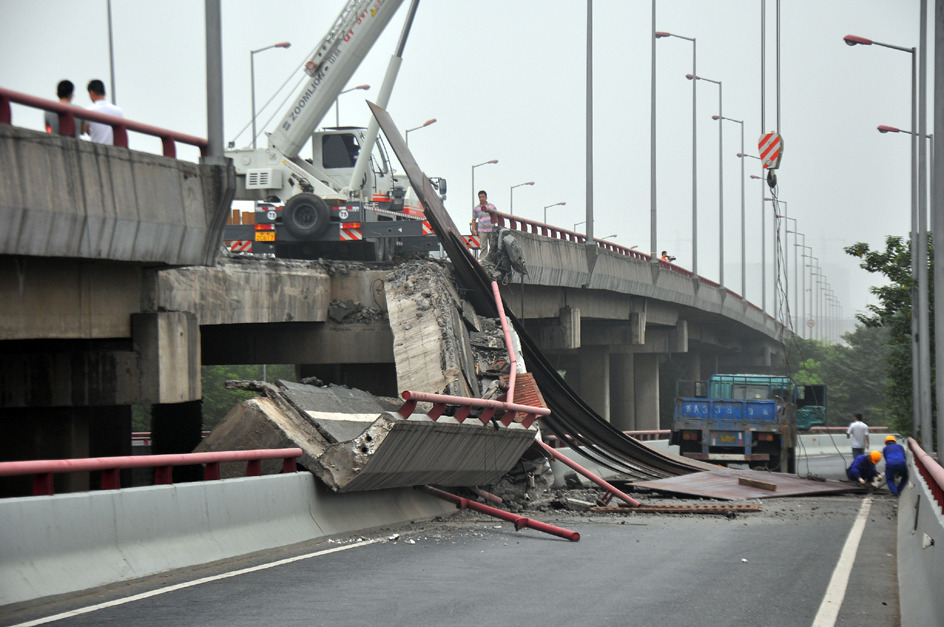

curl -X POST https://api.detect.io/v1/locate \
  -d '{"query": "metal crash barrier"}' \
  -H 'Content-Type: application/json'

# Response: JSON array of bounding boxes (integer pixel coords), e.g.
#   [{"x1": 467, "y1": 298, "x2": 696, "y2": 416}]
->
[{"x1": 0, "y1": 448, "x2": 302, "y2": 496}]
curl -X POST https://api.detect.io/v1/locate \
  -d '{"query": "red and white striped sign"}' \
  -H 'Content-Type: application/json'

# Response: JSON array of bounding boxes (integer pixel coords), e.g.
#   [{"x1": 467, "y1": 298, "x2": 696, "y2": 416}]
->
[
  {"x1": 758, "y1": 132, "x2": 784, "y2": 169},
  {"x1": 340, "y1": 227, "x2": 363, "y2": 241},
  {"x1": 422, "y1": 221, "x2": 433, "y2": 235},
  {"x1": 228, "y1": 240, "x2": 252, "y2": 253},
  {"x1": 463, "y1": 235, "x2": 480, "y2": 249}
]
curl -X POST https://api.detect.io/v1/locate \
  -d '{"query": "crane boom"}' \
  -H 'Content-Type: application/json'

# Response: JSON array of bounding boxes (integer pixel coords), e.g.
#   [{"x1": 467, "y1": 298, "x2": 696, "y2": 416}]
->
[{"x1": 269, "y1": 0, "x2": 404, "y2": 158}]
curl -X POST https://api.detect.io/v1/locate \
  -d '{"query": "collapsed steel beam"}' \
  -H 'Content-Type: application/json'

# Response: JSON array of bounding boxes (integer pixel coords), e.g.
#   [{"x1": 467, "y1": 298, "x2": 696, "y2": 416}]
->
[{"x1": 420, "y1": 485, "x2": 580, "y2": 542}]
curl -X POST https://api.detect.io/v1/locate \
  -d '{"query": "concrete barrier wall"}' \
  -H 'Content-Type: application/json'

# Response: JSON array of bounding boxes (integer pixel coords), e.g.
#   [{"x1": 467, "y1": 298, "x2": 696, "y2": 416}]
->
[
  {"x1": 897, "y1": 448, "x2": 944, "y2": 627},
  {"x1": 0, "y1": 473, "x2": 453, "y2": 607}
]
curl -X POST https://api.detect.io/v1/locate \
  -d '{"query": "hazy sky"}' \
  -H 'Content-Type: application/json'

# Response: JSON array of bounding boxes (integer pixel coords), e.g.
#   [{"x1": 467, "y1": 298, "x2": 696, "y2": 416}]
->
[{"x1": 0, "y1": 0, "x2": 929, "y2": 331}]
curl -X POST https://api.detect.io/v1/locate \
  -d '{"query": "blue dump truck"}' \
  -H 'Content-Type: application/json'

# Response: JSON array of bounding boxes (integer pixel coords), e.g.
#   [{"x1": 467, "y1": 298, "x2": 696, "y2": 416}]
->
[{"x1": 670, "y1": 374, "x2": 827, "y2": 473}]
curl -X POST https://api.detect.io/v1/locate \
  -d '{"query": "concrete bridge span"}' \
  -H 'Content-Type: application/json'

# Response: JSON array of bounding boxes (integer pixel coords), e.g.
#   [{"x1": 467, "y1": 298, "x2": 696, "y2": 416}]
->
[{"x1": 0, "y1": 116, "x2": 785, "y2": 493}]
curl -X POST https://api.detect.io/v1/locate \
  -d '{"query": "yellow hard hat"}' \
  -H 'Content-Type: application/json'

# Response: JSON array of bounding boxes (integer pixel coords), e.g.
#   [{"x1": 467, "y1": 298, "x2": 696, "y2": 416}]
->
[
  {"x1": 870, "y1": 450, "x2": 882, "y2": 464},
  {"x1": 885, "y1": 435, "x2": 896, "y2": 443}
]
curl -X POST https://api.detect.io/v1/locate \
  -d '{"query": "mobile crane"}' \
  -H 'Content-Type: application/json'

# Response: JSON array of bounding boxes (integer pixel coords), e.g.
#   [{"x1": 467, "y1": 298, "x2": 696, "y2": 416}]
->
[{"x1": 223, "y1": 0, "x2": 443, "y2": 261}]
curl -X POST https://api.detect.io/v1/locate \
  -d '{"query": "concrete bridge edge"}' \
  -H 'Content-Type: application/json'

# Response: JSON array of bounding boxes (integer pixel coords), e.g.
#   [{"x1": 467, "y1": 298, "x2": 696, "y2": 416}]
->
[{"x1": 0, "y1": 473, "x2": 453, "y2": 607}]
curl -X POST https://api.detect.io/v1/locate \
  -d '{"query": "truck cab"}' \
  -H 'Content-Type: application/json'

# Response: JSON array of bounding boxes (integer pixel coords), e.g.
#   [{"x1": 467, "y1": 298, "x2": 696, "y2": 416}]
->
[{"x1": 670, "y1": 374, "x2": 827, "y2": 473}]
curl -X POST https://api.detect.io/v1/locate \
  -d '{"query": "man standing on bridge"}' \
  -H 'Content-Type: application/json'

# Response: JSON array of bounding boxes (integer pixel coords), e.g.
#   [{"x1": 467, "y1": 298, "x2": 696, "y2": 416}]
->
[
  {"x1": 882, "y1": 435, "x2": 908, "y2": 496},
  {"x1": 472, "y1": 190, "x2": 496, "y2": 257},
  {"x1": 846, "y1": 413, "x2": 869, "y2": 459},
  {"x1": 83, "y1": 79, "x2": 123, "y2": 145}
]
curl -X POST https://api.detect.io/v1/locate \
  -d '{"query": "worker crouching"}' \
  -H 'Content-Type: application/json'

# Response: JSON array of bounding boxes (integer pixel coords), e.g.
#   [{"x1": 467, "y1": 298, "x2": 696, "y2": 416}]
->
[{"x1": 846, "y1": 450, "x2": 883, "y2": 488}]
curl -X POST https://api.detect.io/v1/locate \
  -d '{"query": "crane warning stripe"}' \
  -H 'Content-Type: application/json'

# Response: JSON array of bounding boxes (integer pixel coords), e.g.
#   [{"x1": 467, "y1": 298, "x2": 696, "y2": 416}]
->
[
  {"x1": 228, "y1": 241, "x2": 252, "y2": 253},
  {"x1": 422, "y1": 221, "x2": 433, "y2": 235},
  {"x1": 759, "y1": 132, "x2": 782, "y2": 168},
  {"x1": 340, "y1": 228, "x2": 363, "y2": 241},
  {"x1": 464, "y1": 235, "x2": 480, "y2": 249}
]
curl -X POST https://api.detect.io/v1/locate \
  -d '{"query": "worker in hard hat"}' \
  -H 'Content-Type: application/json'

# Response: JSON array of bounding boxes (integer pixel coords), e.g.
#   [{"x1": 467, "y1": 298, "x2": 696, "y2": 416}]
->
[
  {"x1": 882, "y1": 435, "x2": 908, "y2": 496},
  {"x1": 846, "y1": 450, "x2": 883, "y2": 487}
]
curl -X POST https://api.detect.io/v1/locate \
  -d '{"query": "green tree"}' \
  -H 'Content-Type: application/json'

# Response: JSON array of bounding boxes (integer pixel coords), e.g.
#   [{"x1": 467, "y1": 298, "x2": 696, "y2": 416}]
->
[
  {"x1": 201, "y1": 364, "x2": 296, "y2": 430},
  {"x1": 844, "y1": 235, "x2": 933, "y2": 436},
  {"x1": 783, "y1": 326, "x2": 892, "y2": 428}
]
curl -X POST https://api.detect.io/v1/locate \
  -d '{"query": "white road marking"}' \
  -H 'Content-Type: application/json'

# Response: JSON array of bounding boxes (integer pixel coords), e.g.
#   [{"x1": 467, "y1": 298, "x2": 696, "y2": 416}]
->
[
  {"x1": 12, "y1": 538, "x2": 382, "y2": 626},
  {"x1": 812, "y1": 496, "x2": 874, "y2": 626}
]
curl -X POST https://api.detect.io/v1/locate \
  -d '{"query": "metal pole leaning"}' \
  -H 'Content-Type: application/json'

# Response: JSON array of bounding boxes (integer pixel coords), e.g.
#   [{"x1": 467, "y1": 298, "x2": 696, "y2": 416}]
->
[
  {"x1": 535, "y1": 439, "x2": 640, "y2": 507},
  {"x1": 419, "y1": 485, "x2": 580, "y2": 542}
]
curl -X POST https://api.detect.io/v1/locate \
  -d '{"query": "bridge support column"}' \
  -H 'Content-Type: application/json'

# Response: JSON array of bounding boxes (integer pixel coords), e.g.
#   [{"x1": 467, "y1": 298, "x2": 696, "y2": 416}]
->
[
  {"x1": 610, "y1": 353, "x2": 635, "y2": 431},
  {"x1": 579, "y1": 346, "x2": 610, "y2": 421},
  {"x1": 151, "y1": 400, "x2": 204, "y2": 482},
  {"x1": 633, "y1": 354, "x2": 660, "y2": 430},
  {"x1": 680, "y1": 351, "x2": 703, "y2": 383}
]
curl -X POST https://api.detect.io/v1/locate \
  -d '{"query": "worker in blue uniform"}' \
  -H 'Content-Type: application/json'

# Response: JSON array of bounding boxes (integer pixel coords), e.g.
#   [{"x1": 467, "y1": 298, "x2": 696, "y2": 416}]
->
[
  {"x1": 882, "y1": 435, "x2": 908, "y2": 496},
  {"x1": 846, "y1": 450, "x2": 882, "y2": 486}
]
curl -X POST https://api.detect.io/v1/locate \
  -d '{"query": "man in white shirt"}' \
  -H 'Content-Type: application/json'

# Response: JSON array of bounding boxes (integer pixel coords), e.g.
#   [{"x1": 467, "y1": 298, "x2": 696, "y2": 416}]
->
[
  {"x1": 83, "y1": 79, "x2": 123, "y2": 145},
  {"x1": 846, "y1": 413, "x2": 870, "y2": 459}
]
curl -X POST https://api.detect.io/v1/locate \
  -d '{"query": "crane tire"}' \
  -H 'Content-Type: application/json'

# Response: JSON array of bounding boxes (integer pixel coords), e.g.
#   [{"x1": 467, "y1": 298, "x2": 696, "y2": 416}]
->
[{"x1": 283, "y1": 193, "x2": 330, "y2": 240}]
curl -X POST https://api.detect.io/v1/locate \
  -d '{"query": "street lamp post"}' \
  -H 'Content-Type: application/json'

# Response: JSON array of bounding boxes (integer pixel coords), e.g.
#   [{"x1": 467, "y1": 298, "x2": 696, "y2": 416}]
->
[
  {"x1": 574, "y1": 221, "x2": 586, "y2": 233},
  {"x1": 250, "y1": 41, "x2": 292, "y2": 149},
  {"x1": 510, "y1": 181, "x2": 535, "y2": 216},
  {"x1": 405, "y1": 118, "x2": 436, "y2": 146},
  {"x1": 471, "y1": 159, "x2": 499, "y2": 211},
  {"x1": 689, "y1": 74, "x2": 723, "y2": 288},
  {"x1": 334, "y1": 84, "x2": 370, "y2": 127},
  {"x1": 656, "y1": 31, "x2": 697, "y2": 276},
  {"x1": 544, "y1": 201, "x2": 566, "y2": 225},
  {"x1": 746, "y1": 164, "x2": 767, "y2": 313},
  {"x1": 787, "y1": 218, "x2": 806, "y2": 331},
  {"x1": 845, "y1": 32, "x2": 929, "y2": 442},
  {"x1": 717, "y1": 115, "x2": 745, "y2": 297},
  {"x1": 795, "y1": 238, "x2": 809, "y2": 338},
  {"x1": 766, "y1": 197, "x2": 787, "y2": 326}
]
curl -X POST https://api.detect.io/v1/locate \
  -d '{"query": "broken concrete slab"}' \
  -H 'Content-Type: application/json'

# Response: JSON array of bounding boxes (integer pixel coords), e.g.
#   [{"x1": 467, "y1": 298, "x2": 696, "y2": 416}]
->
[{"x1": 197, "y1": 380, "x2": 539, "y2": 493}]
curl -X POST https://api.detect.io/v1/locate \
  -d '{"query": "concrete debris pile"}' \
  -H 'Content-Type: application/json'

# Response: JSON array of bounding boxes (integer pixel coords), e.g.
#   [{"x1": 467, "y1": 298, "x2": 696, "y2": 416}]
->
[
  {"x1": 197, "y1": 259, "x2": 547, "y2": 493},
  {"x1": 196, "y1": 379, "x2": 538, "y2": 492},
  {"x1": 384, "y1": 259, "x2": 523, "y2": 406}
]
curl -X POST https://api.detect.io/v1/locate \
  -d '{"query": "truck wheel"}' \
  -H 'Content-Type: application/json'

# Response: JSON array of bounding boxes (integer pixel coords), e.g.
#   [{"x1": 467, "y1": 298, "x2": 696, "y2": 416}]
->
[{"x1": 283, "y1": 193, "x2": 330, "y2": 240}]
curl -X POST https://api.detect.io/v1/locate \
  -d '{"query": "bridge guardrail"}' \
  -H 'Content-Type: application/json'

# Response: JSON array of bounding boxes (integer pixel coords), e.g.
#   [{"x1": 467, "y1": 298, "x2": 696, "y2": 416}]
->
[
  {"x1": 0, "y1": 448, "x2": 302, "y2": 496},
  {"x1": 909, "y1": 437, "x2": 944, "y2": 515},
  {"x1": 0, "y1": 86, "x2": 208, "y2": 158},
  {"x1": 483, "y1": 209, "x2": 783, "y2": 303}
]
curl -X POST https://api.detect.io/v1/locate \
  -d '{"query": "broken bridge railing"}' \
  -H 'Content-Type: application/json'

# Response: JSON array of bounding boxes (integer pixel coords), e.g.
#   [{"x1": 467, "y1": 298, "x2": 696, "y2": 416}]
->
[
  {"x1": 398, "y1": 390, "x2": 549, "y2": 428},
  {"x1": 0, "y1": 448, "x2": 303, "y2": 496}
]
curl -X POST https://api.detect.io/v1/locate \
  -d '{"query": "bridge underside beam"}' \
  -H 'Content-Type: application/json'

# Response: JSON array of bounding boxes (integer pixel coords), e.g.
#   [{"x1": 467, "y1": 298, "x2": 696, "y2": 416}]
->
[{"x1": 200, "y1": 321, "x2": 394, "y2": 366}]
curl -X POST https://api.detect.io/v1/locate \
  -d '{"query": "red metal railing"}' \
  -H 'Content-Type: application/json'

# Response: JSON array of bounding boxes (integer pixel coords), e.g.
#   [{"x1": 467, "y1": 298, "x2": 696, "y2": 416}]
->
[
  {"x1": 535, "y1": 439, "x2": 640, "y2": 507},
  {"x1": 908, "y1": 437, "x2": 944, "y2": 515},
  {"x1": 398, "y1": 390, "x2": 549, "y2": 428},
  {"x1": 0, "y1": 448, "x2": 302, "y2": 496},
  {"x1": 0, "y1": 86, "x2": 208, "y2": 158},
  {"x1": 484, "y1": 208, "x2": 787, "y2": 321},
  {"x1": 420, "y1": 485, "x2": 580, "y2": 542}
]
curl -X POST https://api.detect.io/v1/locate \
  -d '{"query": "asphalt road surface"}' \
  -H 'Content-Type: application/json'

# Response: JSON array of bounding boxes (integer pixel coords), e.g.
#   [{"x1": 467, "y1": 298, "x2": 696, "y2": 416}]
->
[{"x1": 4, "y1": 459, "x2": 901, "y2": 627}]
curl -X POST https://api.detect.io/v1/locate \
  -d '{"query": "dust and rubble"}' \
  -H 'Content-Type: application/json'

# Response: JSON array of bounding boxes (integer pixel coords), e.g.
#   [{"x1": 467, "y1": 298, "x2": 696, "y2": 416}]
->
[{"x1": 198, "y1": 258, "x2": 544, "y2": 494}]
